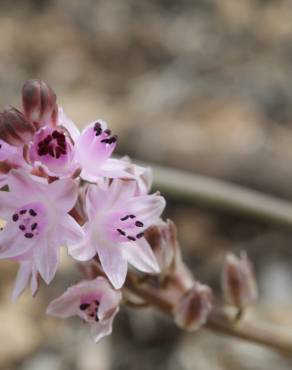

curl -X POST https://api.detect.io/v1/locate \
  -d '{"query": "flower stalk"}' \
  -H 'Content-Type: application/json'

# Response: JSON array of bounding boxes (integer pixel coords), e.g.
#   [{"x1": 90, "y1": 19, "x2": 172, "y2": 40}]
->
[
  {"x1": 149, "y1": 162, "x2": 292, "y2": 229},
  {"x1": 124, "y1": 275, "x2": 292, "y2": 356}
]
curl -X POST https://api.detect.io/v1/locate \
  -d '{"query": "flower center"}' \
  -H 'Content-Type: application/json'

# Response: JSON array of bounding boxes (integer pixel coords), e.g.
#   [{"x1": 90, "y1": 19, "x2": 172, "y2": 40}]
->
[
  {"x1": 115, "y1": 213, "x2": 144, "y2": 242},
  {"x1": 37, "y1": 130, "x2": 67, "y2": 159},
  {"x1": 93, "y1": 122, "x2": 117, "y2": 145},
  {"x1": 79, "y1": 299, "x2": 100, "y2": 322},
  {"x1": 12, "y1": 202, "x2": 46, "y2": 239}
]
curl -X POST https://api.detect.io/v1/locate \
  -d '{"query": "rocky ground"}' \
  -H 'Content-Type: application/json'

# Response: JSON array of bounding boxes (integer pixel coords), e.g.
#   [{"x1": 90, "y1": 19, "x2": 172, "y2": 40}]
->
[{"x1": 1, "y1": 0, "x2": 292, "y2": 369}]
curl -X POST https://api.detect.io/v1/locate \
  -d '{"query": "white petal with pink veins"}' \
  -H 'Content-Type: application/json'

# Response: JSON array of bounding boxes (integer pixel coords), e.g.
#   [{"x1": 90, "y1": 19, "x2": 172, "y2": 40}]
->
[
  {"x1": 123, "y1": 238, "x2": 160, "y2": 274},
  {"x1": 96, "y1": 239, "x2": 128, "y2": 289},
  {"x1": 11, "y1": 261, "x2": 32, "y2": 301},
  {"x1": 48, "y1": 178, "x2": 78, "y2": 212},
  {"x1": 58, "y1": 214, "x2": 85, "y2": 245},
  {"x1": 34, "y1": 235, "x2": 59, "y2": 284}
]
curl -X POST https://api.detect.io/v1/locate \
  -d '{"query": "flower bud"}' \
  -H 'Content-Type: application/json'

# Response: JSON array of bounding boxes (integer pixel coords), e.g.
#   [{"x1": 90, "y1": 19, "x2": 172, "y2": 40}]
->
[
  {"x1": 0, "y1": 106, "x2": 35, "y2": 146},
  {"x1": 221, "y1": 251, "x2": 258, "y2": 309},
  {"x1": 22, "y1": 79, "x2": 58, "y2": 129},
  {"x1": 145, "y1": 219, "x2": 194, "y2": 297},
  {"x1": 174, "y1": 282, "x2": 213, "y2": 331},
  {"x1": 144, "y1": 220, "x2": 177, "y2": 273}
]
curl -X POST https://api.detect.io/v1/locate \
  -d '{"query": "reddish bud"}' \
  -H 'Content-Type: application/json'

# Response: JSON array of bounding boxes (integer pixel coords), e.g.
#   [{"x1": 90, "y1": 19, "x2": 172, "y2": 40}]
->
[
  {"x1": 145, "y1": 220, "x2": 177, "y2": 273},
  {"x1": 0, "y1": 106, "x2": 35, "y2": 146},
  {"x1": 22, "y1": 79, "x2": 58, "y2": 129},
  {"x1": 221, "y1": 251, "x2": 258, "y2": 309},
  {"x1": 174, "y1": 282, "x2": 213, "y2": 331},
  {"x1": 145, "y1": 219, "x2": 194, "y2": 297}
]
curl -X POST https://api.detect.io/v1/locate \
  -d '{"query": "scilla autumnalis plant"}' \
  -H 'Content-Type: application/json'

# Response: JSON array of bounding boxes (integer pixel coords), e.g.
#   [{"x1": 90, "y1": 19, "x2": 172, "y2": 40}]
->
[{"x1": 0, "y1": 80, "x2": 291, "y2": 354}]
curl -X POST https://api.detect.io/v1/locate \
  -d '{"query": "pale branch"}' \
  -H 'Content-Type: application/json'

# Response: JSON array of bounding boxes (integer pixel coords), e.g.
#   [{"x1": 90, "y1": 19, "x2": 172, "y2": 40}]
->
[
  {"x1": 207, "y1": 310, "x2": 292, "y2": 355},
  {"x1": 141, "y1": 162, "x2": 292, "y2": 229},
  {"x1": 125, "y1": 278, "x2": 292, "y2": 356}
]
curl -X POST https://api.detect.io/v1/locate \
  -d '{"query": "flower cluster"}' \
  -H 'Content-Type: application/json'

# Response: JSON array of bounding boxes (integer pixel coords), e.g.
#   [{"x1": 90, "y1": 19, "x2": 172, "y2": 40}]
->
[
  {"x1": 0, "y1": 80, "x2": 166, "y2": 341},
  {"x1": 1, "y1": 80, "x2": 257, "y2": 344}
]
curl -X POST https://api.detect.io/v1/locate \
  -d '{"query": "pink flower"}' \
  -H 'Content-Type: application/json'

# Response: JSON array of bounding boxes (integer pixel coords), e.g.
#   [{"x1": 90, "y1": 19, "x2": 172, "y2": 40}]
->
[
  {"x1": 46, "y1": 277, "x2": 121, "y2": 343},
  {"x1": 0, "y1": 170, "x2": 84, "y2": 284},
  {"x1": 69, "y1": 179, "x2": 165, "y2": 288},
  {"x1": 75, "y1": 120, "x2": 130, "y2": 183},
  {"x1": 28, "y1": 126, "x2": 79, "y2": 177}
]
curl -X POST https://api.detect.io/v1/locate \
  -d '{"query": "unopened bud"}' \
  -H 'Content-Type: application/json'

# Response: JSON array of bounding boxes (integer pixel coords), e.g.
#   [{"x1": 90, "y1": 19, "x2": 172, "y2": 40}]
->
[
  {"x1": 146, "y1": 219, "x2": 194, "y2": 297},
  {"x1": 221, "y1": 251, "x2": 258, "y2": 309},
  {"x1": 22, "y1": 79, "x2": 58, "y2": 129},
  {"x1": 174, "y1": 282, "x2": 213, "y2": 331},
  {"x1": 0, "y1": 107, "x2": 35, "y2": 146},
  {"x1": 145, "y1": 220, "x2": 177, "y2": 273}
]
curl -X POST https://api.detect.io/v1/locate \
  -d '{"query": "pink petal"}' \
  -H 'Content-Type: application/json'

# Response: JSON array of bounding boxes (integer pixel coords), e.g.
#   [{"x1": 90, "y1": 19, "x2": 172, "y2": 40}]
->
[
  {"x1": 68, "y1": 225, "x2": 96, "y2": 261},
  {"x1": 0, "y1": 191, "x2": 20, "y2": 218},
  {"x1": 122, "y1": 193, "x2": 166, "y2": 228},
  {"x1": 99, "y1": 158, "x2": 135, "y2": 180},
  {"x1": 0, "y1": 226, "x2": 34, "y2": 259},
  {"x1": 90, "y1": 318, "x2": 114, "y2": 343},
  {"x1": 123, "y1": 237, "x2": 160, "y2": 274},
  {"x1": 8, "y1": 169, "x2": 46, "y2": 198},
  {"x1": 46, "y1": 286, "x2": 81, "y2": 318},
  {"x1": 59, "y1": 214, "x2": 85, "y2": 245},
  {"x1": 58, "y1": 107, "x2": 80, "y2": 143},
  {"x1": 85, "y1": 185, "x2": 108, "y2": 221},
  {"x1": 106, "y1": 179, "x2": 136, "y2": 210},
  {"x1": 48, "y1": 178, "x2": 78, "y2": 212},
  {"x1": 34, "y1": 236, "x2": 59, "y2": 284},
  {"x1": 30, "y1": 264, "x2": 38, "y2": 296},
  {"x1": 98, "y1": 291, "x2": 121, "y2": 320},
  {"x1": 11, "y1": 261, "x2": 32, "y2": 301},
  {"x1": 96, "y1": 240, "x2": 128, "y2": 289}
]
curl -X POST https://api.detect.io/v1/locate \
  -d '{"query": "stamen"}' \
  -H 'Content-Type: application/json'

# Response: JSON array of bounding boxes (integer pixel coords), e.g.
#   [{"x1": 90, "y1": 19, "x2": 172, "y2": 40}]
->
[
  {"x1": 80, "y1": 303, "x2": 90, "y2": 311},
  {"x1": 24, "y1": 232, "x2": 34, "y2": 238},
  {"x1": 31, "y1": 223, "x2": 38, "y2": 231},
  {"x1": 127, "y1": 236, "x2": 136, "y2": 241},
  {"x1": 29, "y1": 209, "x2": 37, "y2": 217},
  {"x1": 20, "y1": 209, "x2": 27, "y2": 215},
  {"x1": 12, "y1": 214, "x2": 19, "y2": 222},
  {"x1": 120, "y1": 214, "x2": 136, "y2": 221},
  {"x1": 135, "y1": 221, "x2": 144, "y2": 227},
  {"x1": 136, "y1": 232, "x2": 144, "y2": 239},
  {"x1": 117, "y1": 228, "x2": 126, "y2": 236},
  {"x1": 104, "y1": 129, "x2": 111, "y2": 136},
  {"x1": 19, "y1": 225, "x2": 26, "y2": 231}
]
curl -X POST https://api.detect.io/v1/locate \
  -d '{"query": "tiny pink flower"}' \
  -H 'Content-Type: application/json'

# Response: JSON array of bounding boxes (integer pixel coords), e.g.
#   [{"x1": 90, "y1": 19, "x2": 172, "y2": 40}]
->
[
  {"x1": 28, "y1": 126, "x2": 79, "y2": 177},
  {"x1": 69, "y1": 179, "x2": 165, "y2": 289},
  {"x1": 76, "y1": 120, "x2": 130, "y2": 183},
  {"x1": 0, "y1": 169, "x2": 84, "y2": 284},
  {"x1": 46, "y1": 277, "x2": 121, "y2": 343}
]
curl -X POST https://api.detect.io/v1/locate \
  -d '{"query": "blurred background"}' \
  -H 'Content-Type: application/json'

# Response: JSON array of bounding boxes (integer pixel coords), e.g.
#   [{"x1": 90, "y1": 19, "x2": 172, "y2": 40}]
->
[{"x1": 1, "y1": 0, "x2": 292, "y2": 369}]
